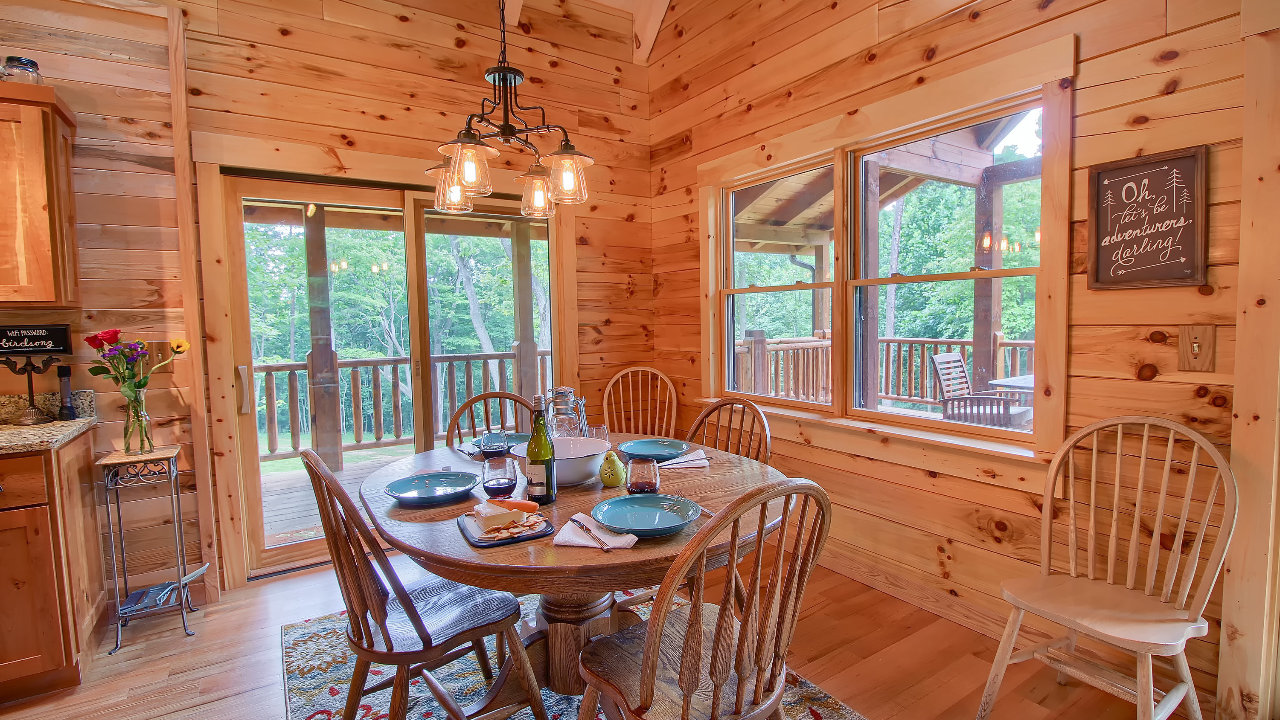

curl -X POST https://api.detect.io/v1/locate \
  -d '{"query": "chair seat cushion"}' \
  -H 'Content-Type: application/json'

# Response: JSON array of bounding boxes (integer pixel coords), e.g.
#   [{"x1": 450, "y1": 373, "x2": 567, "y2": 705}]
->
[
  {"x1": 371, "y1": 575, "x2": 520, "y2": 654},
  {"x1": 580, "y1": 603, "x2": 784, "y2": 720},
  {"x1": 1001, "y1": 574, "x2": 1208, "y2": 653}
]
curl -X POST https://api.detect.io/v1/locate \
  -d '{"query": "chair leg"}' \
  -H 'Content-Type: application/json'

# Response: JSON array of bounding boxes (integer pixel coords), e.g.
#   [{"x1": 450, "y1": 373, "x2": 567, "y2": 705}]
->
[
  {"x1": 1172, "y1": 651, "x2": 1203, "y2": 720},
  {"x1": 504, "y1": 625, "x2": 548, "y2": 720},
  {"x1": 1057, "y1": 630, "x2": 1077, "y2": 685},
  {"x1": 344, "y1": 658, "x2": 371, "y2": 720},
  {"x1": 389, "y1": 664, "x2": 412, "y2": 720},
  {"x1": 975, "y1": 607, "x2": 1024, "y2": 720},
  {"x1": 496, "y1": 631, "x2": 507, "y2": 667},
  {"x1": 1136, "y1": 653, "x2": 1155, "y2": 720},
  {"x1": 472, "y1": 638, "x2": 494, "y2": 681},
  {"x1": 578, "y1": 684, "x2": 600, "y2": 720}
]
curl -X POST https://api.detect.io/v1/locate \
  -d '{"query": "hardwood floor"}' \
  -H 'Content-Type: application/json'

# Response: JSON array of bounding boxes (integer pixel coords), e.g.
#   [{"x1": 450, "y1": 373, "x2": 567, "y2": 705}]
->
[{"x1": 0, "y1": 559, "x2": 1130, "y2": 720}]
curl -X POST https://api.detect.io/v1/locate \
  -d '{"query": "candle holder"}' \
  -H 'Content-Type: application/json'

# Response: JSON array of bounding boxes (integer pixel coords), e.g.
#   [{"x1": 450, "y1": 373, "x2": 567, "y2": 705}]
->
[{"x1": 0, "y1": 355, "x2": 60, "y2": 425}]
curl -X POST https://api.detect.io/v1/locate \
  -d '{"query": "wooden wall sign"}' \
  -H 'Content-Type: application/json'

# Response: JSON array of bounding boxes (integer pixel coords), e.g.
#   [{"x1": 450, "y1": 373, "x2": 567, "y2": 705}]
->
[
  {"x1": 0, "y1": 324, "x2": 72, "y2": 355},
  {"x1": 1086, "y1": 146, "x2": 1207, "y2": 289}
]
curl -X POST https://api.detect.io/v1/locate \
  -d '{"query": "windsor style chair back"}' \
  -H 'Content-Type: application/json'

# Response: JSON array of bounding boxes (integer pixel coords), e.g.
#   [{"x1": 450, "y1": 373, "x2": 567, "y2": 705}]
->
[
  {"x1": 603, "y1": 366, "x2": 678, "y2": 437},
  {"x1": 445, "y1": 391, "x2": 534, "y2": 447},
  {"x1": 578, "y1": 478, "x2": 831, "y2": 720},
  {"x1": 975, "y1": 416, "x2": 1238, "y2": 720},
  {"x1": 302, "y1": 450, "x2": 547, "y2": 720},
  {"x1": 685, "y1": 398, "x2": 772, "y2": 464}
]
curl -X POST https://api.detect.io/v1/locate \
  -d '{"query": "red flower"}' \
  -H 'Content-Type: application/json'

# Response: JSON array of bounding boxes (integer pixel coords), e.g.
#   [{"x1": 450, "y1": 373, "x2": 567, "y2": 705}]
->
[
  {"x1": 84, "y1": 334, "x2": 105, "y2": 349},
  {"x1": 97, "y1": 328, "x2": 122, "y2": 344}
]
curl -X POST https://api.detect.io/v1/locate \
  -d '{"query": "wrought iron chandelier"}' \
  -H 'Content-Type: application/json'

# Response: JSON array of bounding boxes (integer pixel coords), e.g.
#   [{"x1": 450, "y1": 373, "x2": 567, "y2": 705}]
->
[{"x1": 432, "y1": 0, "x2": 594, "y2": 218}]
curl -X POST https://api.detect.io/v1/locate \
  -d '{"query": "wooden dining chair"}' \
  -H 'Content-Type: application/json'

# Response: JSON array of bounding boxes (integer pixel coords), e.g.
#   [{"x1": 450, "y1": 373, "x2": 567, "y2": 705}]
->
[
  {"x1": 301, "y1": 450, "x2": 547, "y2": 720},
  {"x1": 578, "y1": 478, "x2": 831, "y2": 720},
  {"x1": 685, "y1": 398, "x2": 771, "y2": 464},
  {"x1": 445, "y1": 391, "x2": 534, "y2": 447},
  {"x1": 930, "y1": 352, "x2": 1031, "y2": 429},
  {"x1": 602, "y1": 366, "x2": 678, "y2": 437},
  {"x1": 975, "y1": 417, "x2": 1238, "y2": 720}
]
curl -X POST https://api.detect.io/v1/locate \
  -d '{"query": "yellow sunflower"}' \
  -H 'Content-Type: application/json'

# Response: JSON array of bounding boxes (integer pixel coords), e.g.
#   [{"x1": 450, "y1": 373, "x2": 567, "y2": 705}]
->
[{"x1": 170, "y1": 338, "x2": 191, "y2": 354}]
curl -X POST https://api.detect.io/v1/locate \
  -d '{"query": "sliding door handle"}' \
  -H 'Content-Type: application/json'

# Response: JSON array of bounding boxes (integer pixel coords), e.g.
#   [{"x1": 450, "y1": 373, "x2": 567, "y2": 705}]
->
[{"x1": 236, "y1": 366, "x2": 253, "y2": 415}]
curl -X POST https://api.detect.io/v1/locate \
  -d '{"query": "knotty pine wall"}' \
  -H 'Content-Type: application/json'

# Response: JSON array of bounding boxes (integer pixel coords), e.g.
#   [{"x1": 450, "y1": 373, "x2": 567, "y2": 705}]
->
[
  {"x1": 173, "y1": 0, "x2": 656, "y2": 407},
  {"x1": 647, "y1": 0, "x2": 1244, "y2": 708},
  {"x1": 0, "y1": 1, "x2": 211, "y2": 598}
]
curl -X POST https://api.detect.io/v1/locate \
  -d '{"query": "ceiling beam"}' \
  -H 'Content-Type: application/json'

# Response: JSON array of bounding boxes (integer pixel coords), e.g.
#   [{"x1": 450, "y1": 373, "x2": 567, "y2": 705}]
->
[
  {"x1": 633, "y1": 0, "x2": 672, "y2": 64},
  {"x1": 761, "y1": 166, "x2": 835, "y2": 225},
  {"x1": 733, "y1": 222, "x2": 831, "y2": 245},
  {"x1": 731, "y1": 179, "x2": 779, "y2": 218},
  {"x1": 504, "y1": 0, "x2": 525, "y2": 26}
]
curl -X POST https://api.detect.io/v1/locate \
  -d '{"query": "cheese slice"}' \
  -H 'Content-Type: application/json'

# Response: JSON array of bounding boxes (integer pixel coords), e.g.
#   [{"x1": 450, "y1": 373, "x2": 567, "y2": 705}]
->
[{"x1": 473, "y1": 501, "x2": 526, "y2": 531}]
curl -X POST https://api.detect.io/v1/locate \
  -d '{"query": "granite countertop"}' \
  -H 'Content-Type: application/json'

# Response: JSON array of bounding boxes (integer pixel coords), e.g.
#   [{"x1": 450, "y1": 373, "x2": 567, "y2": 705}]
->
[
  {"x1": 0, "y1": 417, "x2": 97, "y2": 454},
  {"x1": 0, "y1": 390, "x2": 97, "y2": 455}
]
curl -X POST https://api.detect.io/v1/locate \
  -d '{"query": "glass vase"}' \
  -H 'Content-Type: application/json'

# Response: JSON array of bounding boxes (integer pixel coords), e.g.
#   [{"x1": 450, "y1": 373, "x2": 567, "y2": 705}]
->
[{"x1": 123, "y1": 387, "x2": 154, "y2": 455}]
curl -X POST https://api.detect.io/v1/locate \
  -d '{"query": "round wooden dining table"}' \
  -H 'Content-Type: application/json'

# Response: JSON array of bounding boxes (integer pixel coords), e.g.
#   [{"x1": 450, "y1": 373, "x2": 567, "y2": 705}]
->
[{"x1": 360, "y1": 433, "x2": 787, "y2": 695}]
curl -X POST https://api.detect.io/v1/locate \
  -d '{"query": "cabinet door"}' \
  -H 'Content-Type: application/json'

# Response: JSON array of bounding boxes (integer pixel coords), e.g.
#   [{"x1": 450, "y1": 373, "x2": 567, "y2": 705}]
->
[
  {"x1": 0, "y1": 506, "x2": 65, "y2": 682},
  {"x1": 0, "y1": 103, "x2": 56, "y2": 303}
]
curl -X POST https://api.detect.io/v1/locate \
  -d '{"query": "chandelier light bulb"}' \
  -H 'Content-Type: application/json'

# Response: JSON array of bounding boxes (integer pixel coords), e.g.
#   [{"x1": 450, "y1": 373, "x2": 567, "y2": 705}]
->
[
  {"x1": 429, "y1": 160, "x2": 473, "y2": 214},
  {"x1": 546, "y1": 140, "x2": 593, "y2": 204},
  {"x1": 517, "y1": 163, "x2": 555, "y2": 218}
]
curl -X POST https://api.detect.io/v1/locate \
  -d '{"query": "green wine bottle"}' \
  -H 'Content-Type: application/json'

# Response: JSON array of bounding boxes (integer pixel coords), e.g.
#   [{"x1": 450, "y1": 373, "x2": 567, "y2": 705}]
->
[{"x1": 525, "y1": 394, "x2": 557, "y2": 505}]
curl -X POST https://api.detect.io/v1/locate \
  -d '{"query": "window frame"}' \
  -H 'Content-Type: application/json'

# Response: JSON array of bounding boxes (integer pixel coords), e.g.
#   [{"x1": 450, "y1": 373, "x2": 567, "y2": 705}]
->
[
  {"x1": 702, "y1": 76, "x2": 1071, "y2": 455},
  {"x1": 719, "y1": 156, "x2": 847, "y2": 414}
]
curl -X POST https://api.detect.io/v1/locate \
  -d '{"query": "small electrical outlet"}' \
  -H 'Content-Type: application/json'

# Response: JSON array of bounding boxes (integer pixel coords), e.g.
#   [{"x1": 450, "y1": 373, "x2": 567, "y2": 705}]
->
[
  {"x1": 1177, "y1": 325, "x2": 1216, "y2": 372},
  {"x1": 144, "y1": 341, "x2": 175, "y2": 375}
]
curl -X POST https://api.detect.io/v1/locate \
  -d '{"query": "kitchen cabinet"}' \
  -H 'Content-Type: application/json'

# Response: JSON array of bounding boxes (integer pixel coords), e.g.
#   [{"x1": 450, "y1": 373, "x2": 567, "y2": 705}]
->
[
  {"x1": 0, "y1": 84, "x2": 78, "y2": 306},
  {"x1": 0, "y1": 429, "x2": 103, "y2": 701}
]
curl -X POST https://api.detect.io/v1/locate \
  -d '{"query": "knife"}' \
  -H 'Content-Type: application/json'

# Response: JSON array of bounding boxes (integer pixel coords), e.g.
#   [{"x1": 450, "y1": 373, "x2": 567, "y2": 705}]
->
[{"x1": 569, "y1": 517, "x2": 611, "y2": 553}]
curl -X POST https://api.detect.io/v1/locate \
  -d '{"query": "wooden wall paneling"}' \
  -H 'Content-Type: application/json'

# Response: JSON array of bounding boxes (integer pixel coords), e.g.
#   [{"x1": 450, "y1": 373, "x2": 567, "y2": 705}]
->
[
  {"x1": 1218, "y1": 20, "x2": 1280, "y2": 720},
  {"x1": 0, "y1": 0, "x2": 210, "y2": 605},
  {"x1": 651, "y1": 0, "x2": 1248, "y2": 705}
]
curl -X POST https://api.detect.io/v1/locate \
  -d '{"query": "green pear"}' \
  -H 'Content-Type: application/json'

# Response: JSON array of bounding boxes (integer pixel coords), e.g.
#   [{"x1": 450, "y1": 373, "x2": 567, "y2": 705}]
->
[{"x1": 600, "y1": 450, "x2": 626, "y2": 488}]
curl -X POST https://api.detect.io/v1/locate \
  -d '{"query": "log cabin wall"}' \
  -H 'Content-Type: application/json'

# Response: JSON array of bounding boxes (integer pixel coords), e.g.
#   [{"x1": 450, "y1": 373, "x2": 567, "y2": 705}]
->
[
  {"x1": 0, "y1": 2, "x2": 215, "y2": 601},
  {"x1": 172, "y1": 0, "x2": 656, "y2": 408},
  {"x1": 647, "y1": 0, "x2": 1246, "y2": 710}
]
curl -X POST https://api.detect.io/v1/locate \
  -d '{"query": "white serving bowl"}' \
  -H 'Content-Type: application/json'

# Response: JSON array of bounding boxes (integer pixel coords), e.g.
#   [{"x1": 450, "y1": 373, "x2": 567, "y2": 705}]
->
[{"x1": 509, "y1": 437, "x2": 611, "y2": 487}]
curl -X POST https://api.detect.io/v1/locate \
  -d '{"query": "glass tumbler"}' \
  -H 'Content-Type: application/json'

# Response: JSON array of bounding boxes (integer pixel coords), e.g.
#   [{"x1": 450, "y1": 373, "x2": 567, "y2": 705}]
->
[{"x1": 626, "y1": 458, "x2": 660, "y2": 494}]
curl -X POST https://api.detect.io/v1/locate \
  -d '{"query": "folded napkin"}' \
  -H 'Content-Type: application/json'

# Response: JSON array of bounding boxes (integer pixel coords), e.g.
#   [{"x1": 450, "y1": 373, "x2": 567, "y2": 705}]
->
[
  {"x1": 659, "y1": 449, "x2": 709, "y2": 469},
  {"x1": 552, "y1": 512, "x2": 638, "y2": 549}
]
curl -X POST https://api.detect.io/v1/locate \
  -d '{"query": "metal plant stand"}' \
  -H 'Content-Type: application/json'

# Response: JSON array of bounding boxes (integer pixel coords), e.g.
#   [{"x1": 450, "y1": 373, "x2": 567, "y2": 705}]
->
[{"x1": 98, "y1": 446, "x2": 209, "y2": 654}]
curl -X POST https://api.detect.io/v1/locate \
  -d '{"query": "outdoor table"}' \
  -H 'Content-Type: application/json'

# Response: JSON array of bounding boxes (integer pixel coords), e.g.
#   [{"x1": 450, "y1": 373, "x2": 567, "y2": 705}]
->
[{"x1": 360, "y1": 433, "x2": 787, "y2": 695}]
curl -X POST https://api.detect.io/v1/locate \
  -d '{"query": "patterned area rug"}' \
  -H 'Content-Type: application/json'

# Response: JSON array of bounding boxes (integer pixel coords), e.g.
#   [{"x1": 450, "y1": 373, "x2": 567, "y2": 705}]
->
[{"x1": 282, "y1": 595, "x2": 867, "y2": 720}]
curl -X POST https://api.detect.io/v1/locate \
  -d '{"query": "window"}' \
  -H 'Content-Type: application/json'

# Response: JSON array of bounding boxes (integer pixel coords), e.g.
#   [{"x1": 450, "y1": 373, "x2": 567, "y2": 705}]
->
[
  {"x1": 716, "y1": 103, "x2": 1053, "y2": 441},
  {"x1": 854, "y1": 109, "x2": 1043, "y2": 433},
  {"x1": 725, "y1": 164, "x2": 836, "y2": 406}
]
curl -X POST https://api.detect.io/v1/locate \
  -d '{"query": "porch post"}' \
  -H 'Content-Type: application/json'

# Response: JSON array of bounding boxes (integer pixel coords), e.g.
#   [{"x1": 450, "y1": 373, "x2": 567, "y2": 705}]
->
[
  {"x1": 511, "y1": 221, "x2": 539, "y2": 399},
  {"x1": 860, "y1": 160, "x2": 882, "y2": 410},
  {"x1": 304, "y1": 204, "x2": 343, "y2": 470},
  {"x1": 747, "y1": 329, "x2": 767, "y2": 395},
  {"x1": 973, "y1": 168, "x2": 1002, "y2": 390}
]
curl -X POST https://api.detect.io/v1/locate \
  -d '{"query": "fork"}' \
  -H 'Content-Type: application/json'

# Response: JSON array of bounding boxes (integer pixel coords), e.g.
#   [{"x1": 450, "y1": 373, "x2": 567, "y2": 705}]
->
[{"x1": 569, "y1": 517, "x2": 612, "y2": 553}]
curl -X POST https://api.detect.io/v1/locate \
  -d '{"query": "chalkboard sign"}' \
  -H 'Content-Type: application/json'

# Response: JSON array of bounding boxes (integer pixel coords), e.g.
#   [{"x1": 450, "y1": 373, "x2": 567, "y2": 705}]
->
[
  {"x1": 1087, "y1": 146, "x2": 1207, "y2": 289},
  {"x1": 0, "y1": 324, "x2": 72, "y2": 356}
]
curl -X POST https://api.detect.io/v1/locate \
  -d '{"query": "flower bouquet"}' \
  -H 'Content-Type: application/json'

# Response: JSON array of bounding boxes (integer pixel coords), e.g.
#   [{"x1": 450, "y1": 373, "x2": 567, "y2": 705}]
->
[{"x1": 85, "y1": 329, "x2": 190, "y2": 455}]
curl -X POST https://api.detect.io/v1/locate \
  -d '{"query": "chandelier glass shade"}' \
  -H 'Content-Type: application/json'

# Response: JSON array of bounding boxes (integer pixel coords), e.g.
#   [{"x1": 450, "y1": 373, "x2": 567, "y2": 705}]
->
[
  {"x1": 430, "y1": 161, "x2": 473, "y2": 214},
  {"x1": 431, "y1": 0, "x2": 593, "y2": 218}
]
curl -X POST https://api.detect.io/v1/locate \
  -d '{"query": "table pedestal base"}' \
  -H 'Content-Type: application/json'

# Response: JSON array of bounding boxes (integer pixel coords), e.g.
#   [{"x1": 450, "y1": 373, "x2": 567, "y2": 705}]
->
[{"x1": 534, "y1": 592, "x2": 614, "y2": 695}]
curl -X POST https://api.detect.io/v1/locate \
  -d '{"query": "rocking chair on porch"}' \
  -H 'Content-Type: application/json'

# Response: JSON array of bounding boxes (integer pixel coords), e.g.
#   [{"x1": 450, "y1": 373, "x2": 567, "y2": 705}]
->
[{"x1": 930, "y1": 352, "x2": 1031, "y2": 429}]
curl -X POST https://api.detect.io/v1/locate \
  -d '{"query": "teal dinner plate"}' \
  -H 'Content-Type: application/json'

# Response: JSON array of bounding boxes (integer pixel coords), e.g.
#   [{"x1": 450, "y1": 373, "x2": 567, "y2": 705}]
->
[
  {"x1": 591, "y1": 494, "x2": 703, "y2": 538},
  {"x1": 385, "y1": 471, "x2": 478, "y2": 507},
  {"x1": 617, "y1": 438, "x2": 692, "y2": 462}
]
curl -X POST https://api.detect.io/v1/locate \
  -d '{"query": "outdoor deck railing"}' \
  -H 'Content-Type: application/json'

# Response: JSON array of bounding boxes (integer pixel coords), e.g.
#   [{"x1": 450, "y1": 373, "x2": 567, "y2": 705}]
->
[
  {"x1": 733, "y1": 332, "x2": 1034, "y2": 408},
  {"x1": 254, "y1": 349, "x2": 553, "y2": 462}
]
